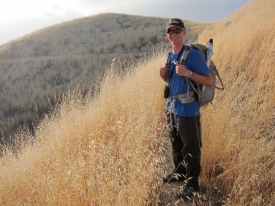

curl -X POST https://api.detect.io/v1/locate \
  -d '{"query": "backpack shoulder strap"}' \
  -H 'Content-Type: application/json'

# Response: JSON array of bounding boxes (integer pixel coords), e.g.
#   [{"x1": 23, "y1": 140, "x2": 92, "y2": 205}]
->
[
  {"x1": 179, "y1": 45, "x2": 199, "y2": 94},
  {"x1": 179, "y1": 45, "x2": 192, "y2": 65},
  {"x1": 165, "y1": 50, "x2": 172, "y2": 68}
]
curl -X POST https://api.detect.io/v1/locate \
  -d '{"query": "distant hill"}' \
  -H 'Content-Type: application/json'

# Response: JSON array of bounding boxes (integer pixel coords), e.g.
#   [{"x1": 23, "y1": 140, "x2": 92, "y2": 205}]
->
[{"x1": 0, "y1": 13, "x2": 209, "y2": 143}]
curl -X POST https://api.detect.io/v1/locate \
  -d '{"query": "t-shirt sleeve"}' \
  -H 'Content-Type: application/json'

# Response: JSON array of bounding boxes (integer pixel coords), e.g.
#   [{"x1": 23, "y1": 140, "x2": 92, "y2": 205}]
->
[{"x1": 188, "y1": 50, "x2": 210, "y2": 75}]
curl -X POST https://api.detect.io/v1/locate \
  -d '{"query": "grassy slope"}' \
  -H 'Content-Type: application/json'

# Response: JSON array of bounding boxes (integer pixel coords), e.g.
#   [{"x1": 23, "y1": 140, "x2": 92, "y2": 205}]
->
[
  {"x1": 198, "y1": 0, "x2": 275, "y2": 204},
  {"x1": 1, "y1": 0, "x2": 275, "y2": 205},
  {"x1": 0, "y1": 13, "x2": 207, "y2": 142}
]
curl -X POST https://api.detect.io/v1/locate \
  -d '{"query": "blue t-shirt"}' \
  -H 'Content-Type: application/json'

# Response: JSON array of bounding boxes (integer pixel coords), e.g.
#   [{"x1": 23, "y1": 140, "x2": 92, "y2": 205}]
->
[{"x1": 165, "y1": 45, "x2": 210, "y2": 117}]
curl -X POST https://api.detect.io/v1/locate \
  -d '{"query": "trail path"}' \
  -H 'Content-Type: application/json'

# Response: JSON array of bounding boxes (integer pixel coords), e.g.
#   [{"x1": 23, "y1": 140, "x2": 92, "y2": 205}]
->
[
  {"x1": 157, "y1": 140, "x2": 225, "y2": 205},
  {"x1": 158, "y1": 181, "x2": 225, "y2": 206}
]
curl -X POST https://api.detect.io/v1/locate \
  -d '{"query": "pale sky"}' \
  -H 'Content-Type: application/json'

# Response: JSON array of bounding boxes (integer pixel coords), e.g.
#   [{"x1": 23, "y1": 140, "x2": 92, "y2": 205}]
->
[{"x1": 0, "y1": 0, "x2": 251, "y2": 45}]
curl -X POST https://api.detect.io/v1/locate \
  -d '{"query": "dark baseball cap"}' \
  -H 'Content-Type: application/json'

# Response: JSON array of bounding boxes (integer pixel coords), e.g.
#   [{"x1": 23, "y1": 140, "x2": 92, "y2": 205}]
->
[{"x1": 166, "y1": 18, "x2": 185, "y2": 30}]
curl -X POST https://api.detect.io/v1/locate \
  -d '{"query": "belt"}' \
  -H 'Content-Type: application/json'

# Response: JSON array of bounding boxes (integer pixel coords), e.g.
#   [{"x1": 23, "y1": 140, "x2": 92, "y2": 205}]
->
[{"x1": 172, "y1": 91, "x2": 196, "y2": 104}]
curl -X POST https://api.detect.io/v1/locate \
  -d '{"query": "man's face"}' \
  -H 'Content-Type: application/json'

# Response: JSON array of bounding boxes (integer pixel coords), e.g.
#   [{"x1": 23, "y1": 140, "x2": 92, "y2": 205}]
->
[{"x1": 166, "y1": 26, "x2": 186, "y2": 45}]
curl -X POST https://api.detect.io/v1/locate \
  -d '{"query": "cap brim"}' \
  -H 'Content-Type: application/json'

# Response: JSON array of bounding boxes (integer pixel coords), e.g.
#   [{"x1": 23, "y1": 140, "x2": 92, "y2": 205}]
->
[{"x1": 166, "y1": 25, "x2": 184, "y2": 30}]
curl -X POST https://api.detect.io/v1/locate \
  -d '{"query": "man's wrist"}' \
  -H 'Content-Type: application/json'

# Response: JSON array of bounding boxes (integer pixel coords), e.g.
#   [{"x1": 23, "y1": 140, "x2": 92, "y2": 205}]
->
[{"x1": 187, "y1": 70, "x2": 193, "y2": 78}]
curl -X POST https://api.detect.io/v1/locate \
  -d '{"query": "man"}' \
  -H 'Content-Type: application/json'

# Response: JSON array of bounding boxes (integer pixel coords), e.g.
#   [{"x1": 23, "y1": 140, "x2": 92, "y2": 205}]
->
[{"x1": 159, "y1": 18, "x2": 212, "y2": 198}]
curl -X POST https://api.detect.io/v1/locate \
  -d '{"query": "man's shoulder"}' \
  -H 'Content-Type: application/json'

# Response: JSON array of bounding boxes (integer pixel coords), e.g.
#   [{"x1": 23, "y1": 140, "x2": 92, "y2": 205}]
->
[
  {"x1": 185, "y1": 46, "x2": 210, "y2": 73},
  {"x1": 188, "y1": 47, "x2": 202, "y2": 56},
  {"x1": 184, "y1": 47, "x2": 204, "y2": 62}
]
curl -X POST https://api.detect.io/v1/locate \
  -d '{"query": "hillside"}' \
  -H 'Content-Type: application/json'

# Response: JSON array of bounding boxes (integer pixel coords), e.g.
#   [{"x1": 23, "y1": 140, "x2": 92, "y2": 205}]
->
[
  {"x1": 0, "y1": 13, "x2": 208, "y2": 143},
  {"x1": 0, "y1": 0, "x2": 274, "y2": 205},
  {"x1": 197, "y1": 0, "x2": 275, "y2": 204}
]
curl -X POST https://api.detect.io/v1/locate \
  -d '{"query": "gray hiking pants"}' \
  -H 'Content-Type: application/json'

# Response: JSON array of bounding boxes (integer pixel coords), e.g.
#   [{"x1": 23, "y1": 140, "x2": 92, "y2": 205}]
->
[{"x1": 166, "y1": 111, "x2": 202, "y2": 188}]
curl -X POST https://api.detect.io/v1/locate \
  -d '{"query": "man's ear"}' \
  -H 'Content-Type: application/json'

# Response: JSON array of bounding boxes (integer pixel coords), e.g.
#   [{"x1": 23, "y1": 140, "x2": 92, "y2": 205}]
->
[{"x1": 182, "y1": 30, "x2": 186, "y2": 36}]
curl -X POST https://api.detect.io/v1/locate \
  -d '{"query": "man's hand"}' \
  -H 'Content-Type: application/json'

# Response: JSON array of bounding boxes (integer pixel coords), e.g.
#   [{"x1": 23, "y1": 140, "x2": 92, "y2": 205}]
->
[
  {"x1": 174, "y1": 61, "x2": 188, "y2": 77},
  {"x1": 160, "y1": 67, "x2": 169, "y2": 82},
  {"x1": 173, "y1": 61, "x2": 213, "y2": 85}
]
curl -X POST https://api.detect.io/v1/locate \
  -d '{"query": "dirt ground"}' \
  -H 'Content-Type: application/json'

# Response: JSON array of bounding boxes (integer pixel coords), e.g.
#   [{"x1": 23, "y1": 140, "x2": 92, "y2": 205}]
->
[
  {"x1": 158, "y1": 181, "x2": 226, "y2": 206},
  {"x1": 157, "y1": 141, "x2": 226, "y2": 206}
]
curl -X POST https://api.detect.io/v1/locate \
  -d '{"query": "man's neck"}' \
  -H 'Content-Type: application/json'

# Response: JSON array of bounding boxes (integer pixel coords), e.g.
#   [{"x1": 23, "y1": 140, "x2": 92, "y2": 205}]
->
[{"x1": 172, "y1": 43, "x2": 184, "y2": 54}]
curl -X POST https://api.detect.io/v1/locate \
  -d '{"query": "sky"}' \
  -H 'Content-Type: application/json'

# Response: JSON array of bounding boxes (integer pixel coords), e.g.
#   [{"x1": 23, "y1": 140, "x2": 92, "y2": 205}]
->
[{"x1": 0, "y1": 0, "x2": 251, "y2": 45}]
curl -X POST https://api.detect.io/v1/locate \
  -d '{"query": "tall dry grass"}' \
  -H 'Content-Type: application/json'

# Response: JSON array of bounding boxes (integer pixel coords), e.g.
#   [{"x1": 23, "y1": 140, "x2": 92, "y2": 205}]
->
[
  {"x1": 0, "y1": 56, "x2": 170, "y2": 205},
  {"x1": 1, "y1": 0, "x2": 275, "y2": 205},
  {"x1": 198, "y1": 0, "x2": 275, "y2": 204}
]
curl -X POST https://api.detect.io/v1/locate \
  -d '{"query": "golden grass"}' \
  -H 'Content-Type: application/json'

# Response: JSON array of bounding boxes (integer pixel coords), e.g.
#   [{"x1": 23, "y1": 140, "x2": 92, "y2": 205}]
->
[
  {"x1": 198, "y1": 0, "x2": 275, "y2": 204},
  {"x1": 1, "y1": 0, "x2": 275, "y2": 205},
  {"x1": 0, "y1": 56, "x2": 170, "y2": 205}
]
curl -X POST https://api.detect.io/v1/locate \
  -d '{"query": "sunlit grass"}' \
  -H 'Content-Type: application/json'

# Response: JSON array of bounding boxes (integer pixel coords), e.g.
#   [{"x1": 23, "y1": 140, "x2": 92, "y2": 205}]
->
[
  {"x1": 0, "y1": 55, "x2": 170, "y2": 205},
  {"x1": 198, "y1": 0, "x2": 275, "y2": 204},
  {"x1": 1, "y1": 0, "x2": 275, "y2": 205}
]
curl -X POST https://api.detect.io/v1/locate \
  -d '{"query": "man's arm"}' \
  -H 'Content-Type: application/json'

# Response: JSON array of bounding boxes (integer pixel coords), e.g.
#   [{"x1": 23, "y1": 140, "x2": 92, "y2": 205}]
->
[
  {"x1": 187, "y1": 71, "x2": 213, "y2": 85},
  {"x1": 174, "y1": 63, "x2": 213, "y2": 85}
]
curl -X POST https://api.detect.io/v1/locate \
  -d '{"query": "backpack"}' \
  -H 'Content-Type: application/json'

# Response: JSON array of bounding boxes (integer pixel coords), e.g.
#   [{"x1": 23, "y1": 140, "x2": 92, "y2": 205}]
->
[{"x1": 180, "y1": 43, "x2": 224, "y2": 107}]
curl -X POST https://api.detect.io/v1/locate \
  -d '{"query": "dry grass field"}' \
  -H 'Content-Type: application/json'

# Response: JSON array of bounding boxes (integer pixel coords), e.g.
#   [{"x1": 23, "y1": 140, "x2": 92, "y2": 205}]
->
[
  {"x1": 0, "y1": 13, "x2": 206, "y2": 143},
  {"x1": 0, "y1": 0, "x2": 275, "y2": 205}
]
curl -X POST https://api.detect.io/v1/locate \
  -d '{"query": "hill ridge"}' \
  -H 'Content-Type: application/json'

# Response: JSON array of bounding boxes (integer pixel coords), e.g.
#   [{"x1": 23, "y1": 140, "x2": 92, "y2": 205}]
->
[{"x1": 0, "y1": 13, "x2": 208, "y2": 142}]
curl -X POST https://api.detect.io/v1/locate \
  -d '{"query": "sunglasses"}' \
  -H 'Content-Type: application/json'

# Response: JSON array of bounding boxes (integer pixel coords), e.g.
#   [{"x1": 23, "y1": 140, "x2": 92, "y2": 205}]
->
[{"x1": 167, "y1": 29, "x2": 183, "y2": 35}]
